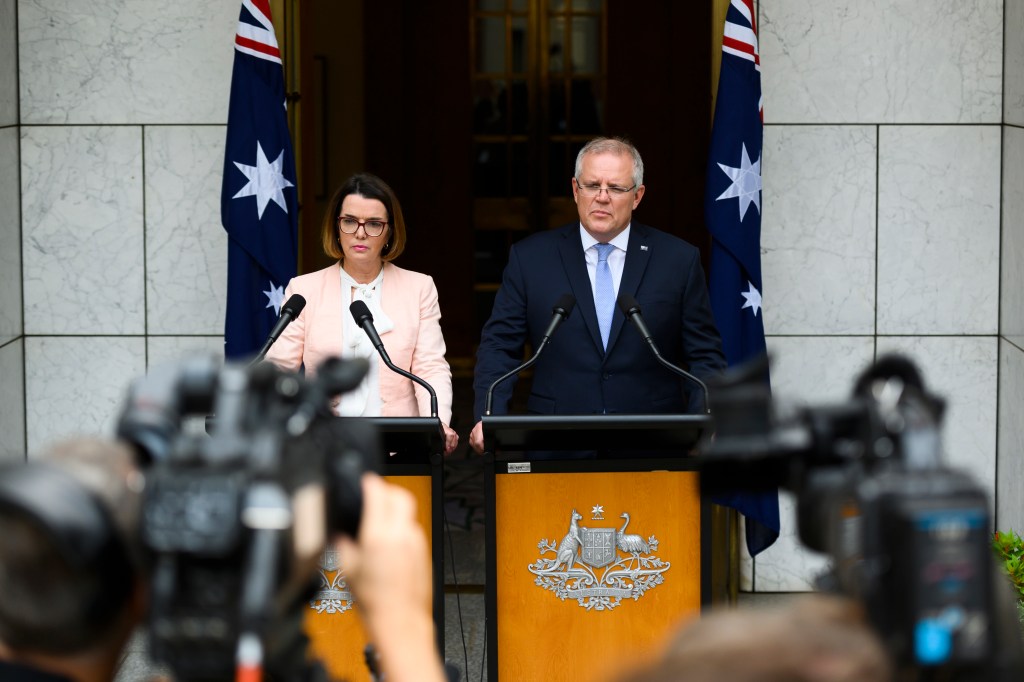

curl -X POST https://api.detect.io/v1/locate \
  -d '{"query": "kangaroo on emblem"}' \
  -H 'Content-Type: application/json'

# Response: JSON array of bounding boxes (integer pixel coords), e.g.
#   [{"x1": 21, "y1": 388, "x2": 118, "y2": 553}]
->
[{"x1": 536, "y1": 509, "x2": 582, "y2": 573}]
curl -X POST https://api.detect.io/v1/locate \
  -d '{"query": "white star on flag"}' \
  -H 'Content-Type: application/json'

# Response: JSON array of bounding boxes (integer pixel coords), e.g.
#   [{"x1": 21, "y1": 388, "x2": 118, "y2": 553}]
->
[
  {"x1": 715, "y1": 143, "x2": 762, "y2": 221},
  {"x1": 232, "y1": 141, "x2": 295, "y2": 219},
  {"x1": 740, "y1": 281, "x2": 762, "y2": 317},
  {"x1": 264, "y1": 281, "x2": 286, "y2": 315}
]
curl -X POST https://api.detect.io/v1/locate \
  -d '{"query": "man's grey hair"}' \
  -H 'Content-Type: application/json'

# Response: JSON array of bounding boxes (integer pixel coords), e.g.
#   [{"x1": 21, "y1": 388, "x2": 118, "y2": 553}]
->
[{"x1": 574, "y1": 137, "x2": 644, "y2": 189}]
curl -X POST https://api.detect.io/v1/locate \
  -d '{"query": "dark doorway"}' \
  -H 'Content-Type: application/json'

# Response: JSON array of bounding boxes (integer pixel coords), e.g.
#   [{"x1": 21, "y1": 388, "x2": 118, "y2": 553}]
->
[{"x1": 296, "y1": 0, "x2": 712, "y2": 376}]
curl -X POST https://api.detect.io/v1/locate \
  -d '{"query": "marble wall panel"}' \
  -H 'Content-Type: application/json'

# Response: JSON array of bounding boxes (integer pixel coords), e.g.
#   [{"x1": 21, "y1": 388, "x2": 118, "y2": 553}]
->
[
  {"x1": 998, "y1": 340, "x2": 1024, "y2": 533},
  {"x1": 21, "y1": 126, "x2": 144, "y2": 334},
  {"x1": 876, "y1": 336, "x2": 997, "y2": 501},
  {"x1": 0, "y1": 0, "x2": 16, "y2": 126},
  {"x1": 760, "y1": 0, "x2": 1002, "y2": 124},
  {"x1": 145, "y1": 126, "x2": 227, "y2": 335},
  {"x1": 146, "y1": 336, "x2": 225, "y2": 368},
  {"x1": 1006, "y1": 0, "x2": 1024, "y2": 126},
  {"x1": 18, "y1": 0, "x2": 237, "y2": 124},
  {"x1": 1002, "y1": 127, "x2": 1024, "y2": 350},
  {"x1": 762, "y1": 125, "x2": 876, "y2": 335},
  {"x1": 24, "y1": 336, "x2": 146, "y2": 454},
  {"x1": 0, "y1": 339, "x2": 25, "y2": 462},
  {"x1": 877, "y1": 126, "x2": 1000, "y2": 335},
  {"x1": 751, "y1": 335, "x2": 875, "y2": 591},
  {"x1": 0, "y1": 127, "x2": 21, "y2": 346}
]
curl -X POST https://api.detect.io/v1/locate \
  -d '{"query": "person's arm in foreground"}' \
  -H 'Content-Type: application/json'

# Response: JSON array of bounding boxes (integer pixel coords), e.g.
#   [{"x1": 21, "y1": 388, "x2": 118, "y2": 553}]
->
[{"x1": 335, "y1": 474, "x2": 446, "y2": 682}]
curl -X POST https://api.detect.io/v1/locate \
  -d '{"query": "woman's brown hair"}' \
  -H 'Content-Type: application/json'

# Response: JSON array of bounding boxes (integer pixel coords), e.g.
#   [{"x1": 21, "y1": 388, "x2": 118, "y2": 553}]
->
[{"x1": 321, "y1": 173, "x2": 407, "y2": 262}]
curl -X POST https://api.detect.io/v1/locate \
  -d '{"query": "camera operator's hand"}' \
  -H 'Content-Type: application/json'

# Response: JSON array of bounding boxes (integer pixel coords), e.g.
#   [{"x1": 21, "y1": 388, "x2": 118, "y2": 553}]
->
[{"x1": 335, "y1": 474, "x2": 446, "y2": 682}]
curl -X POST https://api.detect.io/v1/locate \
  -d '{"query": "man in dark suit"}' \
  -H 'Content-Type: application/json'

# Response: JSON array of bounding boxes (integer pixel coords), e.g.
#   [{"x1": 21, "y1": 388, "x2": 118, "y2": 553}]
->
[{"x1": 469, "y1": 137, "x2": 726, "y2": 453}]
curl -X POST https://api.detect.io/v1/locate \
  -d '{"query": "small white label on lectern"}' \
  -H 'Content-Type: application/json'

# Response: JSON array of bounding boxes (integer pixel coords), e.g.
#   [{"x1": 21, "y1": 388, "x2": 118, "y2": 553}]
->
[{"x1": 507, "y1": 462, "x2": 531, "y2": 473}]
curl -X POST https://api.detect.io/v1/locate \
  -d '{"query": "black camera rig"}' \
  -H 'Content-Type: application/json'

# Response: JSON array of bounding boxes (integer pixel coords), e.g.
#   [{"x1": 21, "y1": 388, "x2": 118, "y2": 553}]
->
[
  {"x1": 117, "y1": 354, "x2": 381, "y2": 682},
  {"x1": 698, "y1": 354, "x2": 1024, "y2": 680}
]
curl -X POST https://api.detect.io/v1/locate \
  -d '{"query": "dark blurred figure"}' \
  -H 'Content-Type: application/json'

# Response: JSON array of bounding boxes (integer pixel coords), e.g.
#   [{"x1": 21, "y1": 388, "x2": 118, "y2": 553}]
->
[
  {"x1": 0, "y1": 438, "x2": 147, "y2": 682},
  {"x1": 616, "y1": 595, "x2": 893, "y2": 682},
  {"x1": 0, "y1": 438, "x2": 449, "y2": 682}
]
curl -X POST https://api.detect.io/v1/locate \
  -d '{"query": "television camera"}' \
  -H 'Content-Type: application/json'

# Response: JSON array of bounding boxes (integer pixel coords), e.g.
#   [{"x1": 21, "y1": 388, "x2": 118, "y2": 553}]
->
[
  {"x1": 699, "y1": 354, "x2": 1024, "y2": 680},
  {"x1": 116, "y1": 353, "x2": 381, "y2": 682}
]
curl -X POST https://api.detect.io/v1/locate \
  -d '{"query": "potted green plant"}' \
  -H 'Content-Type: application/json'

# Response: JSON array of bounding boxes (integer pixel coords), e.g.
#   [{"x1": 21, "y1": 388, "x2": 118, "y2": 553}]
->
[{"x1": 992, "y1": 530, "x2": 1024, "y2": 626}]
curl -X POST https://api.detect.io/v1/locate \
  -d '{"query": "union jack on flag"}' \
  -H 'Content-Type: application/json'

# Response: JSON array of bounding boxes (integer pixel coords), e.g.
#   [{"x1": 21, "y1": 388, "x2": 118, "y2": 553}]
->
[
  {"x1": 705, "y1": 0, "x2": 780, "y2": 556},
  {"x1": 221, "y1": 0, "x2": 298, "y2": 359}
]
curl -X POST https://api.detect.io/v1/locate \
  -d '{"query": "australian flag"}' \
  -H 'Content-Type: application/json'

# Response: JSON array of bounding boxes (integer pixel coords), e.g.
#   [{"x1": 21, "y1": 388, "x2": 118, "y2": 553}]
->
[
  {"x1": 705, "y1": 0, "x2": 780, "y2": 556},
  {"x1": 221, "y1": 0, "x2": 298, "y2": 359}
]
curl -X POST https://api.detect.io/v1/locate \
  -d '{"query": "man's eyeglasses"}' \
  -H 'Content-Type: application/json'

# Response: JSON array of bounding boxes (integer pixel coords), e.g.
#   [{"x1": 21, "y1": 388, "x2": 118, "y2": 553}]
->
[
  {"x1": 338, "y1": 216, "x2": 388, "y2": 237},
  {"x1": 575, "y1": 180, "x2": 637, "y2": 197}
]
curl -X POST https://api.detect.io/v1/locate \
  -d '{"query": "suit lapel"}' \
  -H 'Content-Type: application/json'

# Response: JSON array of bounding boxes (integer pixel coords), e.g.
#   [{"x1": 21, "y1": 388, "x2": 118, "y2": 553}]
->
[
  {"x1": 606, "y1": 224, "x2": 651, "y2": 353},
  {"x1": 556, "y1": 226, "x2": 604, "y2": 354}
]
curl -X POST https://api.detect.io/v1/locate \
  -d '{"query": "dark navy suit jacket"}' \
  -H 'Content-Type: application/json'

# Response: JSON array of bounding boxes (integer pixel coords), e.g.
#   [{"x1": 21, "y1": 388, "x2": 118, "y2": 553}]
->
[{"x1": 473, "y1": 222, "x2": 726, "y2": 421}]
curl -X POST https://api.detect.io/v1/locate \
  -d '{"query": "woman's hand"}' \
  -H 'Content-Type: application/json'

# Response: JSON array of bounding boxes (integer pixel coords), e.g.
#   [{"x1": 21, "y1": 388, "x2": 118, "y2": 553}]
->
[{"x1": 442, "y1": 423, "x2": 459, "y2": 455}]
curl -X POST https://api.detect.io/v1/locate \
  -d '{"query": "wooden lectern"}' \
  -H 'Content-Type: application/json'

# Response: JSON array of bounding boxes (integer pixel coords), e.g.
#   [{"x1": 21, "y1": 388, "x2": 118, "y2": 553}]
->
[
  {"x1": 304, "y1": 417, "x2": 445, "y2": 682},
  {"x1": 482, "y1": 415, "x2": 711, "y2": 682}
]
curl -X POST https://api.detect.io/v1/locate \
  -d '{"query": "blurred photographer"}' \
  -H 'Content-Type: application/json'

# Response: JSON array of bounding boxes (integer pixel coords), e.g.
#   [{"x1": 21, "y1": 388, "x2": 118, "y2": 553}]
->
[
  {"x1": 0, "y1": 438, "x2": 147, "y2": 682},
  {"x1": 0, "y1": 434, "x2": 447, "y2": 682},
  {"x1": 615, "y1": 595, "x2": 892, "y2": 682}
]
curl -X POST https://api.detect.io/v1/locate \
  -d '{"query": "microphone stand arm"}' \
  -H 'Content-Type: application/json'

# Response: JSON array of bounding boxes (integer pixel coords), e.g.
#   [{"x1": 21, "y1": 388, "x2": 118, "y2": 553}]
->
[
  {"x1": 364, "y1": 326, "x2": 439, "y2": 419},
  {"x1": 253, "y1": 339, "x2": 275, "y2": 364},
  {"x1": 484, "y1": 338, "x2": 551, "y2": 416},
  {"x1": 638, "y1": 335, "x2": 712, "y2": 413}
]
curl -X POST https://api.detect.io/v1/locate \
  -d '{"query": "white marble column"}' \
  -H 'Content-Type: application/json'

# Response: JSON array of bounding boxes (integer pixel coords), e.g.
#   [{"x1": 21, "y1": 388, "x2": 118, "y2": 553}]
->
[
  {"x1": 17, "y1": 0, "x2": 236, "y2": 452},
  {"x1": 999, "y1": 0, "x2": 1024, "y2": 535},
  {"x1": 754, "y1": 0, "x2": 1003, "y2": 590},
  {"x1": 0, "y1": 0, "x2": 24, "y2": 461}
]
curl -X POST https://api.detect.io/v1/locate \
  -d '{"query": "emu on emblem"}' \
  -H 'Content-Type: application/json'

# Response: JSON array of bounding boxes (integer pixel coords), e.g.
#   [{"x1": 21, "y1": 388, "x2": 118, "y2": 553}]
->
[{"x1": 581, "y1": 527, "x2": 616, "y2": 568}]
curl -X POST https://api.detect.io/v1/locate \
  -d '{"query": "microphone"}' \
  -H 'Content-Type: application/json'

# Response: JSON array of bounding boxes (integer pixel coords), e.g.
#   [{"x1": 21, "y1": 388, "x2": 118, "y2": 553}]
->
[
  {"x1": 349, "y1": 300, "x2": 438, "y2": 418},
  {"x1": 485, "y1": 294, "x2": 576, "y2": 416},
  {"x1": 254, "y1": 294, "x2": 306, "y2": 362},
  {"x1": 616, "y1": 293, "x2": 711, "y2": 414}
]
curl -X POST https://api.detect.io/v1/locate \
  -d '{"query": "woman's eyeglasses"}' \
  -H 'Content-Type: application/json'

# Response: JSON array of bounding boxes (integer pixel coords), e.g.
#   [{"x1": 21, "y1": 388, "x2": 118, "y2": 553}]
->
[{"x1": 338, "y1": 216, "x2": 388, "y2": 237}]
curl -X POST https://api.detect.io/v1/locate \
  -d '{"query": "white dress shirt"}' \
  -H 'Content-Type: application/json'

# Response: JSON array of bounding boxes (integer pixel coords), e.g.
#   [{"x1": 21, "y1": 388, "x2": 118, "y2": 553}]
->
[
  {"x1": 337, "y1": 267, "x2": 393, "y2": 417},
  {"x1": 580, "y1": 223, "x2": 630, "y2": 300}
]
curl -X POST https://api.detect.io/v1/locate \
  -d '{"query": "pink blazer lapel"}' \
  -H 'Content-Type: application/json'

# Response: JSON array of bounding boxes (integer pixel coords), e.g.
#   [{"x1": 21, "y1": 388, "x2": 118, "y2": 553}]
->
[
  {"x1": 321, "y1": 261, "x2": 345, "y2": 342},
  {"x1": 379, "y1": 263, "x2": 403, "y2": 338}
]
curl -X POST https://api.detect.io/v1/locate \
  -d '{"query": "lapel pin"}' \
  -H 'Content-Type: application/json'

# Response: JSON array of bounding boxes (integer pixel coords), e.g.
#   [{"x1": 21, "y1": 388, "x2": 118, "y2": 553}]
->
[{"x1": 640, "y1": 245, "x2": 648, "y2": 251}]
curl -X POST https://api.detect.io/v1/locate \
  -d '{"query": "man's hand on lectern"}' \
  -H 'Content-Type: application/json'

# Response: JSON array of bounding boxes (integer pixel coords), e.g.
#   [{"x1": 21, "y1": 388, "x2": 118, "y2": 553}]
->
[{"x1": 469, "y1": 421, "x2": 485, "y2": 454}]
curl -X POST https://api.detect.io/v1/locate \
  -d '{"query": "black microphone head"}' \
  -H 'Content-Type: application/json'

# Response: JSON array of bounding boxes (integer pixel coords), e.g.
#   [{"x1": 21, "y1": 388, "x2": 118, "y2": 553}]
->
[
  {"x1": 349, "y1": 299, "x2": 373, "y2": 325},
  {"x1": 281, "y1": 293, "x2": 306, "y2": 318},
  {"x1": 553, "y1": 293, "x2": 576, "y2": 318},
  {"x1": 317, "y1": 356, "x2": 370, "y2": 394},
  {"x1": 617, "y1": 292, "x2": 641, "y2": 316}
]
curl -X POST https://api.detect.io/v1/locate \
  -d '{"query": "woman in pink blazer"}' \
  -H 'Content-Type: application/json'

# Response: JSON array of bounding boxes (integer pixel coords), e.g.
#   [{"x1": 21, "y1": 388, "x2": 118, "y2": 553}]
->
[{"x1": 266, "y1": 173, "x2": 458, "y2": 454}]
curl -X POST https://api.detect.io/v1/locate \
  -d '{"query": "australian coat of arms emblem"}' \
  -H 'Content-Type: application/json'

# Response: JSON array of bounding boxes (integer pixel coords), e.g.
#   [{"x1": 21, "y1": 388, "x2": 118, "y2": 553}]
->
[
  {"x1": 309, "y1": 547, "x2": 355, "y2": 614},
  {"x1": 528, "y1": 506, "x2": 669, "y2": 611}
]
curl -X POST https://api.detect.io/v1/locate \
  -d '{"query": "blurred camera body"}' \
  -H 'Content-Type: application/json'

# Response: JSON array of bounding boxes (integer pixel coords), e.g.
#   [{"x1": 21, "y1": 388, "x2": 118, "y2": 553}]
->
[
  {"x1": 117, "y1": 355, "x2": 380, "y2": 681},
  {"x1": 818, "y1": 467, "x2": 992, "y2": 668},
  {"x1": 702, "y1": 355, "x2": 1017, "y2": 679}
]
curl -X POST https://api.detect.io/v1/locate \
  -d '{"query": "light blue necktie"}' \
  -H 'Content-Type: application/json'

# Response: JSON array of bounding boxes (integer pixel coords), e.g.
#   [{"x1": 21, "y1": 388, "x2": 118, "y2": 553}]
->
[{"x1": 594, "y1": 243, "x2": 615, "y2": 349}]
